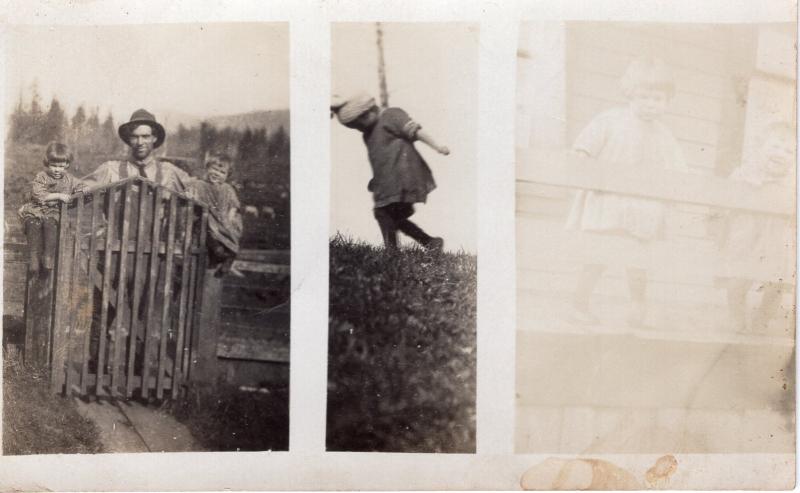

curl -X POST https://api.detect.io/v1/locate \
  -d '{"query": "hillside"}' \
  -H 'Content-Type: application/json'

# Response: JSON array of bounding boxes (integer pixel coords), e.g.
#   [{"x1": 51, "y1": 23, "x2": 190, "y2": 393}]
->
[{"x1": 326, "y1": 236, "x2": 477, "y2": 453}]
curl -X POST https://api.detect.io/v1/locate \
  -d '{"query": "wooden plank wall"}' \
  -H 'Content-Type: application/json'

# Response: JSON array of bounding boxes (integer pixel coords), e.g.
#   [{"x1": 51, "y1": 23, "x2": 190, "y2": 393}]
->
[
  {"x1": 515, "y1": 23, "x2": 796, "y2": 454},
  {"x1": 216, "y1": 249, "x2": 290, "y2": 387}
]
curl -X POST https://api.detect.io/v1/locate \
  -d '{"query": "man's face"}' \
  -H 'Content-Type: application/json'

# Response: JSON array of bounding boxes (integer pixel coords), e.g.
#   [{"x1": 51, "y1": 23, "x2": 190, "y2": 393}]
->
[{"x1": 129, "y1": 124, "x2": 157, "y2": 161}]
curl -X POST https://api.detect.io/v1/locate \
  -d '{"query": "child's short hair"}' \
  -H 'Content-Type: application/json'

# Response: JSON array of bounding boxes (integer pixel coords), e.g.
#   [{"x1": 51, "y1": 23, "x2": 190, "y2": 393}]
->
[
  {"x1": 205, "y1": 152, "x2": 233, "y2": 170},
  {"x1": 620, "y1": 57, "x2": 676, "y2": 100},
  {"x1": 43, "y1": 142, "x2": 73, "y2": 166}
]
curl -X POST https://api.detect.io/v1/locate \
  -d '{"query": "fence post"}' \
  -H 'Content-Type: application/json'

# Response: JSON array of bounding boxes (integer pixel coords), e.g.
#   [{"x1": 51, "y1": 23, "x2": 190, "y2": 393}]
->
[
  {"x1": 191, "y1": 209, "x2": 218, "y2": 389},
  {"x1": 193, "y1": 269, "x2": 221, "y2": 388},
  {"x1": 23, "y1": 258, "x2": 55, "y2": 368}
]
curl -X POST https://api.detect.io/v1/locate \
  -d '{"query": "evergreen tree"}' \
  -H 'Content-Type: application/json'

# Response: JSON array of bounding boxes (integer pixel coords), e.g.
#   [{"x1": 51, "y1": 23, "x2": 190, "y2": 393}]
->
[
  {"x1": 71, "y1": 105, "x2": 86, "y2": 130},
  {"x1": 9, "y1": 93, "x2": 27, "y2": 143},
  {"x1": 42, "y1": 97, "x2": 67, "y2": 143},
  {"x1": 86, "y1": 107, "x2": 100, "y2": 130},
  {"x1": 101, "y1": 112, "x2": 116, "y2": 153}
]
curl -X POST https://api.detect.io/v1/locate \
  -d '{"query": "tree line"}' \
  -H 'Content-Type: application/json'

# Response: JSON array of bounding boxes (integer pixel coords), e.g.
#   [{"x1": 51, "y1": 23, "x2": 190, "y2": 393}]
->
[{"x1": 6, "y1": 87, "x2": 290, "y2": 249}]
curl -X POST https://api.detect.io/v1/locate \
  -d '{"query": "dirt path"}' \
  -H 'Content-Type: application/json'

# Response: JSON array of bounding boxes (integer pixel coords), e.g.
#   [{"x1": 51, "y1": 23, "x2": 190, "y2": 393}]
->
[{"x1": 74, "y1": 398, "x2": 203, "y2": 453}]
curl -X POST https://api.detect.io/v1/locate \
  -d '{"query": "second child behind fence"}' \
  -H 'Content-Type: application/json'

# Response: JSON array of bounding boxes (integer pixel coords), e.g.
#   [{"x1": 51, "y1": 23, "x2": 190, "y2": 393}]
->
[
  {"x1": 717, "y1": 122, "x2": 796, "y2": 334},
  {"x1": 331, "y1": 93, "x2": 450, "y2": 252},
  {"x1": 188, "y1": 153, "x2": 245, "y2": 278},
  {"x1": 18, "y1": 142, "x2": 87, "y2": 274}
]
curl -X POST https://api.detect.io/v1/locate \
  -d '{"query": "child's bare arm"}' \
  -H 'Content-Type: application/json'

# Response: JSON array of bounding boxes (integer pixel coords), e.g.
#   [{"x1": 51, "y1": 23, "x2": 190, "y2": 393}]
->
[
  {"x1": 416, "y1": 129, "x2": 450, "y2": 156},
  {"x1": 42, "y1": 192, "x2": 72, "y2": 202}
]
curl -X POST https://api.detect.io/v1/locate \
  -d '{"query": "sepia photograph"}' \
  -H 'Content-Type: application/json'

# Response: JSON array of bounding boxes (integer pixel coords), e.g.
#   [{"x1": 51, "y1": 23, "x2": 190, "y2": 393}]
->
[
  {"x1": 3, "y1": 22, "x2": 291, "y2": 454},
  {"x1": 327, "y1": 22, "x2": 478, "y2": 453},
  {"x1": 515, "y1": 20, "x2": 796, "y2": 486}
]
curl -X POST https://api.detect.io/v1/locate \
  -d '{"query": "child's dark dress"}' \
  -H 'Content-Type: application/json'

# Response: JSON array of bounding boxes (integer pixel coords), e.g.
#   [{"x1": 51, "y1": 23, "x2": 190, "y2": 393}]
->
[
  {"x1": 189, "y1": 180, "x2": 243, "y2": 271},
  {"x1": 363, "y1": 108, "x2": 436, "y2": 208},
  {"x1": 363, "y1": 108, "x2": 439, "y2": 248}
]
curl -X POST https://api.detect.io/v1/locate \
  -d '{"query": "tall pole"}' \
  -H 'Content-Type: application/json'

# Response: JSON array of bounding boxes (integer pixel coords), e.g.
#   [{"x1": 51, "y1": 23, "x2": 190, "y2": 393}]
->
[{"x1": 376, "y1": 22, "x2": 389, "y2": 109}]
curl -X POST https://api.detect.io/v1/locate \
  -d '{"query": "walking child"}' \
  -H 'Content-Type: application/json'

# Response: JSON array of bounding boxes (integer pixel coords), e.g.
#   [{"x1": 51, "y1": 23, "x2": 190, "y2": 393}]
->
[
  {"x1": 18, "y1": 142, "x2": 87, "y2": 274},
  {"x1": 331, "y1": 93, "x2": 450, "y2": 251},
  {"x1": 566, "y1": 58, "x2": 688, "y2": 327},
  {"x1": 718, "y1": 122, "x2": 795, "y2": 333},
  {"x1": 188, "y1": 152, "x2": 244, "y2": 277}
]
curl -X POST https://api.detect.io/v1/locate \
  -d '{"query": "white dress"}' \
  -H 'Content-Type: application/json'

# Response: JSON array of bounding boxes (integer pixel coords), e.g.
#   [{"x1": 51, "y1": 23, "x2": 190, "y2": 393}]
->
[{"x1": 565, "y1": 107, "x2": 687, "y2": 241}]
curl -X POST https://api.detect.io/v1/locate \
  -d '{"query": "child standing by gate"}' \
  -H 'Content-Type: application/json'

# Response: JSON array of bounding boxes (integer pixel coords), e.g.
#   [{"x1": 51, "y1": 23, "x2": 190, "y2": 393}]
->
[
  {"x1": 717, "y1": 122, "x2": 795, "y2": 333},
  {"x1": 566, "y1": 58, "x2": 687, "y2": 327},
  {"x1": 331, "y1": 93, "x2": 450, "y2": 251},
  {"x1": 188, "y1": 153, "x2": 244, "y2": 277},
  {"x1": 18, "y1": 142, "x2": 87, "y2": 274}
]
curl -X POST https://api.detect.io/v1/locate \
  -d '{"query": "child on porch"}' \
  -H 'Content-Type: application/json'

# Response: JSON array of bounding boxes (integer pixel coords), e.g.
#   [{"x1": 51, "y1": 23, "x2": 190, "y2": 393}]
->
[
  {"x1": 566, "y1": 57, "x2": 688, "y2": 327},
  {"x1": 188, "y1": 152, "x2": 245, "y2": 277},
  {"x1": 18, "y1": 142, "x2": 87, "y2": 274},
  {"x1": 331, "y1": 92, "x2": 450, "y2": 251},
  {"x1": 718, "y1": 121, "x2": 795, "y2": 333}
]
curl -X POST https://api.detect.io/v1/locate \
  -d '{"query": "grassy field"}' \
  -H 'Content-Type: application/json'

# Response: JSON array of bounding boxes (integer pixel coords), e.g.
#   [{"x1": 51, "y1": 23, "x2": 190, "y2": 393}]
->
[
  {"x1": 327, "y1": 236, "x2": 477, "y2": 453},
  {"x1": 3, "y1": 346, "x2": 103, "y2": 455}
]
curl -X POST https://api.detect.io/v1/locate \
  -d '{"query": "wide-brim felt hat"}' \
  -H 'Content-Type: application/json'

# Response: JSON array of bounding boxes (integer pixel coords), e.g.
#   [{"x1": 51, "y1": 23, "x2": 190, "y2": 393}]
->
[{"x1": 118, "y1": 109, "x2": 166, "y2": 148}]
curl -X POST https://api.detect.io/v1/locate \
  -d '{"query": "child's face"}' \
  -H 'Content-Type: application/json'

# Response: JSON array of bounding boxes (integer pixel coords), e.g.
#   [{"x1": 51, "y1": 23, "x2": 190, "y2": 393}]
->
[
  {"x1": 761, "y1": 134, "x2": 794, "y2": 177},
  {"x1": 630, "y1": 88, "x2": 669, "y2": 121},
  {"x1": 46, "y1": 160, "x2": 69, "y2": 179},
  {"x1": 207, "y1": 164, "x2": 230, "y2": 184},
  {"x1": 345, "y1": 107, "x2": 379, "y2": 132}
]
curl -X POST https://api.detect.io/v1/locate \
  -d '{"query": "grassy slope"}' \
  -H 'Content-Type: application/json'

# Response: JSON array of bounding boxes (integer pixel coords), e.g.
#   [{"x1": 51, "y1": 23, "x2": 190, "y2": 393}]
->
[
  {"x1": 327, "y1": 236, "x2": 477, "y2": 453},
  {"x1": 3, "y1": 350, "x2": 103, "y2": 455}
]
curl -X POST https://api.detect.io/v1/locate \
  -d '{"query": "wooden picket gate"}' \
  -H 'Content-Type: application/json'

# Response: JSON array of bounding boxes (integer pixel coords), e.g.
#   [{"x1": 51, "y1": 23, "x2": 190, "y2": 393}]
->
[{"x1": 24, "y1": 176, "x2": 212, "y2": 400}]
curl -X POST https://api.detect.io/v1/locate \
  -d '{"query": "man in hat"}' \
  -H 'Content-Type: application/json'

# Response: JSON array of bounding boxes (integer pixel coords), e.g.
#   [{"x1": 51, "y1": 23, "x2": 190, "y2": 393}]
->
[
  {"x1": 83, "y1": 109, "x2": 195, "y2": 382},
  {"x1": 83, "y1": 108, "x2": 192, "y2": 191}
]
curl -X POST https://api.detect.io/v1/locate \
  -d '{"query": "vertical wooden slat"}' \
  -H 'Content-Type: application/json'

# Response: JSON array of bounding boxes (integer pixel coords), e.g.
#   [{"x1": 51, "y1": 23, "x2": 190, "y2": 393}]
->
[
  {"x1": 64, "y1": 194, "x2": 84, "y2": 395},
  {"x1": 190, "y1": 208, "x2": 219, "y2": 387},
  {"x1": 181, "y1": 252, "x2": 198, "y2": 381},
  {"x1": 50, "y1": 200, "x2": 73, "y2": 393},
  {"x1": 95, "y1": 187, "x2": 118, "y2": 396},
  {"x1": 24, "y1": 266, "x2": 35, "y2": 362},
  {"x1": 126, "y1": 180, "x2": 150, "y2": 397},
  {"x1": 110, "y1": 182, "x2": 132, "y2": 395},
  {"x1": 156, "y1": 195, "x2": 178, "y2": 399},
  {"x1": 187, "y1": 208, "x2": 208, "y2": 381},
  {"x1": 172, "y1": 201, "x2": 195, "y2": 397},
  {"x1": 141, "y1": 186, "x2": 164, "y2": 399},
  {"x1": 80, "y1": 195, "x2": 100, "y2": 395}
]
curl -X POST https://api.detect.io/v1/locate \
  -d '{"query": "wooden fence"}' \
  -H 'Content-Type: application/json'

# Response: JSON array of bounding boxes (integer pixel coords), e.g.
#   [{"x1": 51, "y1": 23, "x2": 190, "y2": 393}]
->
[
  {"x1": 515, "y1": 149, "x2": 795, "y2": 453},
  {"x1": 24, "y1": 176, "x2": 212, "y2": 399}
]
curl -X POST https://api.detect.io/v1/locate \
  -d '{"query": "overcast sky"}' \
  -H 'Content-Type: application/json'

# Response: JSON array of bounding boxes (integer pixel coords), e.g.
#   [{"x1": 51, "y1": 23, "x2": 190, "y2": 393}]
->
[
  {"x1": 331, "y1": 23, "x2": 478, "y2": 253},
  {"x1": 5, "y1": 23, "x2": 289, "y2": 126}
]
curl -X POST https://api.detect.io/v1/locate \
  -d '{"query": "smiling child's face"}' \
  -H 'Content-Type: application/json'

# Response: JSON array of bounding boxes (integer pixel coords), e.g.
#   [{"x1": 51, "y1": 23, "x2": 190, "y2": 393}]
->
[
  {"x1": 207, "y1": 164, "x2": 230, "y2": 184},
  {"x1": 630, "y1": 88, "x2": 669, "y2": 122},
  {"x1": 47, "y1": 160, "x2": 69, "y2": 179}
]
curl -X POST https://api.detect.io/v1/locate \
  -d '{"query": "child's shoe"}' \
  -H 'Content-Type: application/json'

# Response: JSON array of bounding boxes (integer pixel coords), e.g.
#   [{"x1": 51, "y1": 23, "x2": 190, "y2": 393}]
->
[{"x1": 426, "y1": 237, "x2": 444, "y2": 252}]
